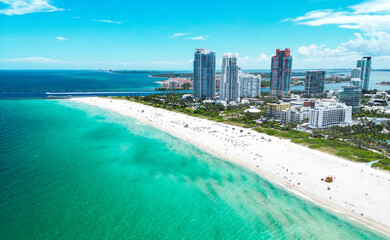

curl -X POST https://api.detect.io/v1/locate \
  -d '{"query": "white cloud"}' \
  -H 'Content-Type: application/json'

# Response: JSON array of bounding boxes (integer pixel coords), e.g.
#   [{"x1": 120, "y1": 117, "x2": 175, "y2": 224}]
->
[
  {"x1": 291, "y1": 0, "x2": 390, "y2": 68},
  {"x1": 294, "y1": 0, "x2": 390, "y2": 32},
  {"x1": 297, "y1": 44, "x2": 345, "y2": 57},
  {"x1": 342, "y1": 32, "x2": 390, "y2": 56},
  {"x1": 172, "y1": 32, "x2": 192, "y2": 38},
  {"x1": 3, "y1": 57, "x2": 66, "y2": 63},
  {"x1": 257, "y1": 53, "x2": 270, "y2": 63},
  {"x1": 351, "y1": 0, "x2": 390, "y2": 14},
  {"x1": 188, "y1": 35, "x2": 209, "y2": 41},
  {"x1": 237, "y1": 56, "x2": 250, "y2": 65},
  {"x1": 297, "y1": 31, "x2": 390, "y2": 58},
  {"x1": 292, "y1": 31, "x2": 390, "y2": 68},
  {"x1": 92, "y1": 19, "x2": 124, "y2": 25},
  {"x1": 279, "y1": 18, "x2": 290, "y2": 23},
  {"x1": 55, "y1": 36, "x2": 67, "y2": 41},
  {"x1": 0, "y1": 0, "x2": 64, "y2": 16}
]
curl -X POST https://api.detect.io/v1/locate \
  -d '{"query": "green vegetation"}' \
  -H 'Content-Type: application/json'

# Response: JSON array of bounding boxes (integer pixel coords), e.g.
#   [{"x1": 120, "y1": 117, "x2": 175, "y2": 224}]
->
[
  {"x1": 317, "y1": 121, "x2": 390, "y2": 155},
  {"x1": 325, "y1": 77, "x2": 350, "y2": 83},
  {"x1": 362, "y1": 89, "x2": 379, "y2": 94},
  {"x1": 109, "y1": 93, "x2": 390, "y2": 171},
  {"x1": 377, "y1": 81, "x2": 390, "y2": 85},
  {"x1": 253, "y1": 126, "x2": 389, "y2": 167},
  {"x1": 182, "y1": 83, "x2": 191, "y2": 90},
  {"x1": 153, "y1": 87, "x2": 190, "y2": 91},
  {"x1": 261, "y1": 81, "x2": 270, "y2": 88},
  {"x1": 357, "y1": 108, "x2": 390, "y2": 118},
  {"x1": 108, "y1": 70, "x2": 158, "y2": 74}
]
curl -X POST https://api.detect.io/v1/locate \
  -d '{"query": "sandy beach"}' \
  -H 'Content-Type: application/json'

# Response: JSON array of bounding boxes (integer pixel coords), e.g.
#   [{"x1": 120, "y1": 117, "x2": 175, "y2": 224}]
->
[{"x1": 72, "y1": 97, "x2": 390, "y2": 235}]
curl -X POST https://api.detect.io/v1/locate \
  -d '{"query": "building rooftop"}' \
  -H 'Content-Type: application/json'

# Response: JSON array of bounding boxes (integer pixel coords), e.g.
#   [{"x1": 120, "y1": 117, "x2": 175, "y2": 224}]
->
[
  {"x1": 195, "y1": 49, "x2": 214, "y2": 54},
  {"x1": 314, "y1": 101, "x2": 348, "y2": 109},
  {"x1": 222, "y1": 53, "x2": 238, "y2": 58}
]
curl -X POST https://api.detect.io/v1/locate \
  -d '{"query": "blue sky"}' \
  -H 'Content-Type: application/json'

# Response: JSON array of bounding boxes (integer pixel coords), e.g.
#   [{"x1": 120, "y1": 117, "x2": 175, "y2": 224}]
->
[{"x1": 1, "y1": 0, "x2": 390, "y2": 69}]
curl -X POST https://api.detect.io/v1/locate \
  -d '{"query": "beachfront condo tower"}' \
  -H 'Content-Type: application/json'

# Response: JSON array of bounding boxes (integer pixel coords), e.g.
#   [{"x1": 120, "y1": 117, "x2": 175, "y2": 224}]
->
[
  {"x1": 356, "y1": 57, "x2": 372, "y2": 91},
  {"x1": 220, "y1": 53, "x2": 240, "y2": 102},
  {"x1": 270, "y1": 48, "x2": 293, "y2": 97},
  {"x1": 239, "y1": 71, "x2": 262, "y2": 98},
  {"x1": 309, "y1": 102, "x2": 352, "y2": 128},
  {"x1": 193, "y1": 49, "x2": 216, "y2": 99},
  {"x1": 304, "y1": 70, "x2": 325, "y2": 96}
]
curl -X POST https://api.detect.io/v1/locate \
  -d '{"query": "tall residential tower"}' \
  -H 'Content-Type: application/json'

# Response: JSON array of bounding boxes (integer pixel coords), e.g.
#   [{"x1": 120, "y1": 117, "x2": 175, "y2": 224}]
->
[
  {"x1": 193, "y1": 49, "x2": 216, "y2": 99},
  {"x1": 351, "y1": 68, "x2": 361, "y2": 79},
  {"x1": 239, "y1": 71, "x2": 262, "y2": 98},
  {"x1": 219, "y1": 53, "x2": 240, "y2": 102},
  {"x1": 270, "y1": 48, "x2": 293, "y2": 97},
  {"x1": 304, "y1": 70, "x2": 325, "y2": 96},
  {"x1": 356, "y1": 57, "x2": 372, "y2": 91}
]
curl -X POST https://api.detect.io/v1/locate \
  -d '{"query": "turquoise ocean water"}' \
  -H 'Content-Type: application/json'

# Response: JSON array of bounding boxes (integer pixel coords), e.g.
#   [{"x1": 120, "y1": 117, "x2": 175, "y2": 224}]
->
[{"x1": 0, "y1": 100, "x2": 388, "y2": 239}]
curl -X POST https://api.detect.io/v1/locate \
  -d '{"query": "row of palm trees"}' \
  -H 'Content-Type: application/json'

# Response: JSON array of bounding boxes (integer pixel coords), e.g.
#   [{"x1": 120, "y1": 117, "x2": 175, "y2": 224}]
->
[{"x1": 317, "y1": 120, "x2": 390, "y2": 155}]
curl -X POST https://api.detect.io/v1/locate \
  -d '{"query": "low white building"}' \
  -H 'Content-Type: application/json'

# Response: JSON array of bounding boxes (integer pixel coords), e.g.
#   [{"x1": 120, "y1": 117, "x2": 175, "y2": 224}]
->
[
  {"x1": 309, "y1": 102, "x2": 352, "y2": 128},
  {"x1": 244, "y1": 107, "x2": 261, "y2": 113},
  {"x1": 281, "y1": 106, "x2": 311, "y2": 124},
  {"x1": 327, "y1": 90, "x2": 342, "y2": 98}
]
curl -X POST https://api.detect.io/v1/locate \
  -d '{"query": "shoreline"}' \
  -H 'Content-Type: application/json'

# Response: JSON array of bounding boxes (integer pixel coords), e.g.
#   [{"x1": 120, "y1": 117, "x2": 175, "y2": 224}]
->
[{"x1": 70, "y1": 97, "x2": 390, "y2": 236}]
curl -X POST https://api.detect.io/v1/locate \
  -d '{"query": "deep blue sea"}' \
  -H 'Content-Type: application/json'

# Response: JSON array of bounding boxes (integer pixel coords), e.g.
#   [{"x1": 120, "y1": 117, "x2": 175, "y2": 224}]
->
[
  {"x1": 0, "y1": 70, "x2": 174, "y2": 99},
  {"x1": 1, "y1": 70, "x2": 389, "y2": 99}
]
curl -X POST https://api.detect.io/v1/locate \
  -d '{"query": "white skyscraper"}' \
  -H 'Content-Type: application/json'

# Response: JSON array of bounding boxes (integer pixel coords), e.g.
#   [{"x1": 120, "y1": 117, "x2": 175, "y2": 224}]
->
[
  {"x1": 239, "y1": 71, "x2": 262, "y2": 98},
  {"x1": 220, "y1": 53, "x2": 239, "y2": 102}
]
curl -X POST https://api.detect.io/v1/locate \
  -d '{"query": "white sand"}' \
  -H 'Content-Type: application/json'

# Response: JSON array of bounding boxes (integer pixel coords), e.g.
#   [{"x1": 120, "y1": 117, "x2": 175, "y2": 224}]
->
[{"x1": 72, "y1": 97, "x2": 390, "y2": 235}]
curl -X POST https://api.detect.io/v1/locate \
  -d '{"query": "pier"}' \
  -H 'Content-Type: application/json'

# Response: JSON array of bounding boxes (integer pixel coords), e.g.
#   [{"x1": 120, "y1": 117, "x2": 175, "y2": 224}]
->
[{"x1": 0, "y1": 95, "x2": 75, "y2": 100}]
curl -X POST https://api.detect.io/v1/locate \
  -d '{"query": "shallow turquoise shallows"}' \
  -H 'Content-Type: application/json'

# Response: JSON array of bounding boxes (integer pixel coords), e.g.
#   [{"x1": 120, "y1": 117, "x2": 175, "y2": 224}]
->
[{"x1": 0, "y1": 100, "x2": 388, "y2": 240}]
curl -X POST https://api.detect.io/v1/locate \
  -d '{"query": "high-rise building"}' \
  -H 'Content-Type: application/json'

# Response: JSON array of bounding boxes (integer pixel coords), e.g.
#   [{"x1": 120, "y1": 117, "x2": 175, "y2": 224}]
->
[
  {"x1": 239, "y1": 71, "x2": 262, "y2": 98},
  {"x1": 339, "y1": 85, "x2": 362, "y2": 114},
  {"x1": 351, "y1": 68, "x2": 361, "y2": 79},
  {"x1": 351, "y1": 78, "x2": 362, "y2": 88},
  {"x1": 356, "y1": 57, "x2": 372, "y2": 90},
  {"x1": 270, "y1": 48, "x2": 293, "y2": 97},
  {"x1": 220, "y1": 53, "x2": 239, "y2": 102},
  {"x1": 304, "y1": 70, "x2": 325, "y2": 96},
  {"x1": 193, "y1": 49, "x2": 216, "y2": 99}
]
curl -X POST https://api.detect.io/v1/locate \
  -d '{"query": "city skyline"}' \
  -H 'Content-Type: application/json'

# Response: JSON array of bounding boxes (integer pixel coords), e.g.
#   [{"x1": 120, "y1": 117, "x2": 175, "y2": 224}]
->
[{"x1": 1, "y1": 0, "x2": 390, "y2": 70}]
